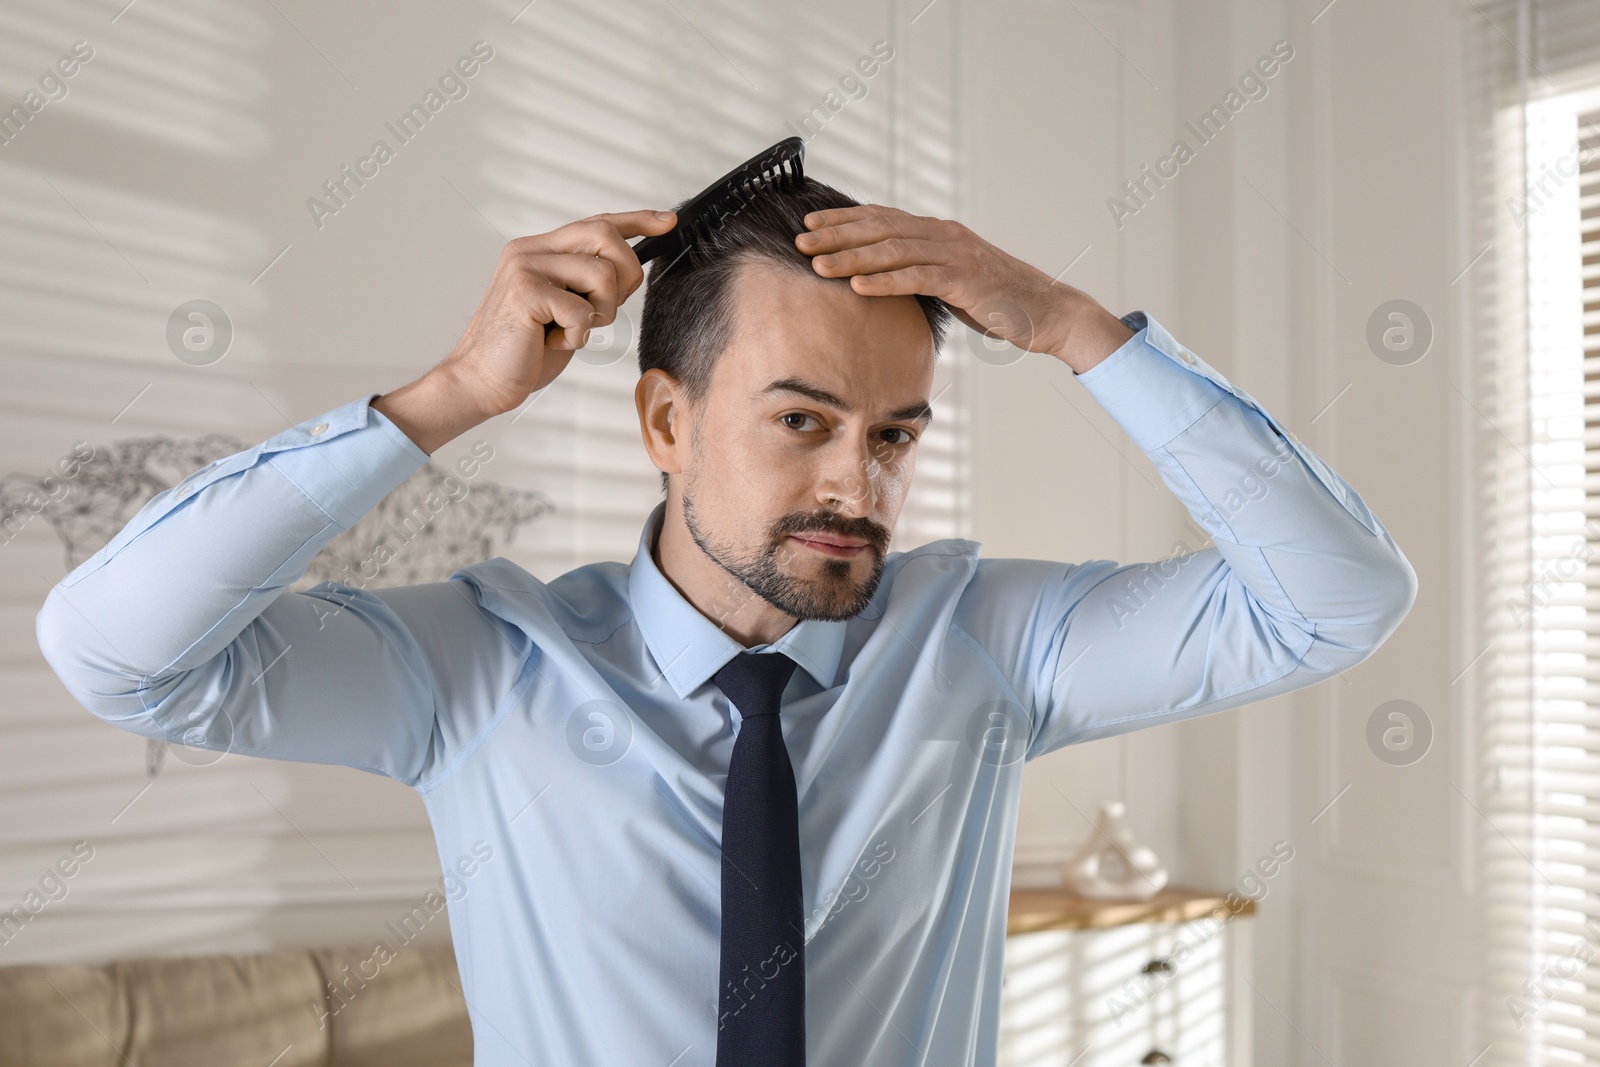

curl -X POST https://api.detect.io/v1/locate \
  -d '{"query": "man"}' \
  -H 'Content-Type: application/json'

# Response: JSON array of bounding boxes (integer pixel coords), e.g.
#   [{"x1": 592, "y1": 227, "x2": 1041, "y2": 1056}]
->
[{"x1": 36, "y1": 177, "x2": 1415, "y2": 1066}]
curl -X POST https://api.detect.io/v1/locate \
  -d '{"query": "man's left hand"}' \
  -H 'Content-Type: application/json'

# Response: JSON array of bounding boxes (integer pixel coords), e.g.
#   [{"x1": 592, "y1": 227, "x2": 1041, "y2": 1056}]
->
[{"x1": 796, "y1": 205, "x2": 1134, "y2": 374}]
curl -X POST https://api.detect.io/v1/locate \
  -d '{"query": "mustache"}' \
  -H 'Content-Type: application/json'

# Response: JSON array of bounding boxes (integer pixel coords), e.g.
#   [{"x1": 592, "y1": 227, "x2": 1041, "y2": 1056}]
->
[{"x1": 769, "y1": 509, "x2": 890, "y2": 551}]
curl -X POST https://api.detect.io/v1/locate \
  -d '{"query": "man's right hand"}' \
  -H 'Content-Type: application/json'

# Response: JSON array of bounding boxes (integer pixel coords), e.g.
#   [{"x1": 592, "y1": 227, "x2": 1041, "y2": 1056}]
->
[{"x1": 374, "y1": 208, "x2": 677, "y2": 454}]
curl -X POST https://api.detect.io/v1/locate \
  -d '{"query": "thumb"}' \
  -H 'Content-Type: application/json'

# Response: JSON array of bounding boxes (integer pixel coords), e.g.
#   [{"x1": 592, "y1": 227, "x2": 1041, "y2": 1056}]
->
[{"x1": 587, "y1": 208, "x2": 677, "y2": 239}]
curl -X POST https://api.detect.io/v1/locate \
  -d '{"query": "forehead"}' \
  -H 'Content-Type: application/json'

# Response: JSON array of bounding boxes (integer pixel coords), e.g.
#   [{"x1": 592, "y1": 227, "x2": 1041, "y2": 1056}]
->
[{"x1": 711, "y1": 258, "x2": 936, "y2": 402}]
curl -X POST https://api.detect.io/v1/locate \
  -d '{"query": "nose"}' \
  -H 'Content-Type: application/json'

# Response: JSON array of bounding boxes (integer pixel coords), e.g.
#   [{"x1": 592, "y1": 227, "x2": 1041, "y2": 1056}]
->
[{"x1": 813, "y1": 432, "x2": 881, "y2": 518}]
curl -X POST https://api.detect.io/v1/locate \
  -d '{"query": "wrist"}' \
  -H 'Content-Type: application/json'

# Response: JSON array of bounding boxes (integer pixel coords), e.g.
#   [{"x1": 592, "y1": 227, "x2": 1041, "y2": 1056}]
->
[
  {"x1": 1048, "y1": 293, "x2": 1137, "y2": 375},
  {"x1": 372, "y1": 365, "x2": 497, "y2": 455}
]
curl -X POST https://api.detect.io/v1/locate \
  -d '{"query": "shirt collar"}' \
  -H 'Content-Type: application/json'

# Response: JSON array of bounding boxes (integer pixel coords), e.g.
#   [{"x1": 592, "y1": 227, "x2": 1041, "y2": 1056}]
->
[{"x1": 627, "y1": 500, "x2": 847, "y2": 700}]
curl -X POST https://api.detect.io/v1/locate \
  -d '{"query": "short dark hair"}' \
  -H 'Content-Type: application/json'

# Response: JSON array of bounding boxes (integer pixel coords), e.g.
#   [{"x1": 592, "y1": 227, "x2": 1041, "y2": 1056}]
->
[{"x1": 637, "y1": 176, "x2": 953, "y2": 492}]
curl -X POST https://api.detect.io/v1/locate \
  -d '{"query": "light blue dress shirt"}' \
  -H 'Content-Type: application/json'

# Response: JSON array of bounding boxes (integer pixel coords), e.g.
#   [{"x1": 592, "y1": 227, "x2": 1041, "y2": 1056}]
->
[{"x1": 36, "y1": 311, "x2": 1416, "y2": 1066}]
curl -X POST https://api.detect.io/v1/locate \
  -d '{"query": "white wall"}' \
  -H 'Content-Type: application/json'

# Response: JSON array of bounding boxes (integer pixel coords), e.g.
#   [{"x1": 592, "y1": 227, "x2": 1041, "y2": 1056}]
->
[
  {"x1": 956, "y1": 0, "x2": 1296, "y2": 1060},
  {"x1": 965, "y1": 0, "x2": 1472, "y2": 1063},
  {"x1": 957, "y1": 0, "x2": 1187, "y2": 883},
  {"x1": 1278, "y1": 0, "x2": 1481, "y2": 1064}
]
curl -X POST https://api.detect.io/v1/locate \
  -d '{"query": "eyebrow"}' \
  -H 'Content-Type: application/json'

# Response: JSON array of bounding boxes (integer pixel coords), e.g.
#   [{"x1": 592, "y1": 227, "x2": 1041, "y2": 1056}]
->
[{"x1": 758, "y1": 376, "x2": 933, "y2": 424}]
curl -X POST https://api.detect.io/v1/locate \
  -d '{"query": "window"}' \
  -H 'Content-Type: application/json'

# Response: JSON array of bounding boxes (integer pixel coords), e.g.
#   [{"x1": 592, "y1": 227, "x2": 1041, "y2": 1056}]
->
[
  {"x1": 1518, "y1": 85, "x2": 1600, "y2": 1063},
  {"x1": 1473, "y1": 3, "x2": 1600, "y2": 1059}
]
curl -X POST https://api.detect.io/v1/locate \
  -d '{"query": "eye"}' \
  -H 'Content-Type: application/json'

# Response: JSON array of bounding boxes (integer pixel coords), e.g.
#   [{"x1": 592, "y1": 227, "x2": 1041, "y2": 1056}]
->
[
  {"x1": 780, "y1": 412, "x2": 822, "y2": 432},
  {"x1": 879, "y1": 427, "x2": 917, "y2": 446}
]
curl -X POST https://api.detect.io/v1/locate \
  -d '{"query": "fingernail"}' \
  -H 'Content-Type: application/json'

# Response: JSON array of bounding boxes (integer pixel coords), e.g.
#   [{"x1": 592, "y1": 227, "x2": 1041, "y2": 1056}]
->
[
  {"x1": 655, "y1": 210, "x2": 675, "y2": 220},
  {"x1": 817, "y1": 254, "x2": 838, "y2": 267},
  {"x1": 797, "y1": 232, "x2": 817, "y2": 244}
]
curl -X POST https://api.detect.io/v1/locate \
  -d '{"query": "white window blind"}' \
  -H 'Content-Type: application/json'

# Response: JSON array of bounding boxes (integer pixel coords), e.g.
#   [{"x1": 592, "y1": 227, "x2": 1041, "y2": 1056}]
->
[
  {"x1": 1519, "y1": 88, "x2": 1600, "y2": 1063},
  {"x1": 1472, "y1": 2, "x2": 1600, "y2": 1059}
]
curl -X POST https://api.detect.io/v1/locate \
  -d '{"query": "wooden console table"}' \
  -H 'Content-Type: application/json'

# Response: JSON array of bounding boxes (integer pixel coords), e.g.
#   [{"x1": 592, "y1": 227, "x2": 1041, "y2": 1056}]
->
[
  {"x1": 1000, "y1": 885, "x2": 1257, "y2": 1066},
  {"x1": 1007, "y1": 884, "x2": 1257, "y2": 935}
]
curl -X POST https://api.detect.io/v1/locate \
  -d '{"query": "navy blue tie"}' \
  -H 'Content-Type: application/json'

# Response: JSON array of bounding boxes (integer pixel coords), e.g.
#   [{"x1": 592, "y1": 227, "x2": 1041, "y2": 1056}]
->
[{"x1": 712, "y1": 650, "x2": 805, "y2": 1066}]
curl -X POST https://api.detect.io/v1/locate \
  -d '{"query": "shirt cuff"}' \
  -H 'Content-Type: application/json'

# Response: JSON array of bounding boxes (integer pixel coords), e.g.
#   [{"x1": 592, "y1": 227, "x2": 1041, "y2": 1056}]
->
[
  {"x1": 263, "y1": 393, "x2": 431, "y2": 529},
  {"x1": 1072, "y1": 311, "x2": 1231, "y2": 451}
]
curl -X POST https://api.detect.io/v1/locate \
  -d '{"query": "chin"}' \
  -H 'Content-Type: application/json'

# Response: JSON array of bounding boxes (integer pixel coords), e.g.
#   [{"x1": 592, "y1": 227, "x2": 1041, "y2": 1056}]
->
[{"x1": 779, "y1": 560, "x2": 882, "y2": 621}]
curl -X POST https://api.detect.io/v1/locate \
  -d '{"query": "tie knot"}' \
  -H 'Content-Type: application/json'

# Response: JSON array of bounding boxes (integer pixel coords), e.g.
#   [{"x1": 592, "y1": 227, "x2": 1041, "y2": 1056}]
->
[{"x1": 712, "y1": 651, "x2": 798, "y2": 719}]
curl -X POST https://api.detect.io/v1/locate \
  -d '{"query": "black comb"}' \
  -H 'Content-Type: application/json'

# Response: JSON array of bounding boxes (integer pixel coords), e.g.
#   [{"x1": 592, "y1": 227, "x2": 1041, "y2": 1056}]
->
[
  {"x1": 544, "y1": 136, "x2": 805, "y2": 340},
  {"x1": 631, "y1": 135, "x2": 806, "y2": 272}
]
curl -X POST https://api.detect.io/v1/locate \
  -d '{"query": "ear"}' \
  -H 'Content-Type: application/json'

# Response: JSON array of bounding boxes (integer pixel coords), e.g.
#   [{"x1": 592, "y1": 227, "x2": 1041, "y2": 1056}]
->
[{"x1": 636, "y1": 369, "x2": 690, "y2": 482}]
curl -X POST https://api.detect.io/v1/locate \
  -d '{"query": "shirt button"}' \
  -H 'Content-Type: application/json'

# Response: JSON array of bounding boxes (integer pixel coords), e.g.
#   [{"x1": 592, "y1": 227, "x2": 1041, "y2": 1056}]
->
[
  {"x1": 309, "y1": 422, "x2": 328, "y2": 437},
  {"x1": 1179, "y1": 349, "x2": 1197, "y2": 365}
]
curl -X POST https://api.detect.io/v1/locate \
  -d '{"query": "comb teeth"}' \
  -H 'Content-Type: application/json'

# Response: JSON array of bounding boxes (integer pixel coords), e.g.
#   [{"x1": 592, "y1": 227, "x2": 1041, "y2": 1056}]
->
[{"x1": 631, "y1": 136, "x2": 807, "y2": 272}]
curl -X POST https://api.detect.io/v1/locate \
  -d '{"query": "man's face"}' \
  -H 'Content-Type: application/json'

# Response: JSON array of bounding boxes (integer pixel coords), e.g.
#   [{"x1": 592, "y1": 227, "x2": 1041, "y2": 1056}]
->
[{"x1": 677, "y1": 258, "x2": 937, "y2": 622}]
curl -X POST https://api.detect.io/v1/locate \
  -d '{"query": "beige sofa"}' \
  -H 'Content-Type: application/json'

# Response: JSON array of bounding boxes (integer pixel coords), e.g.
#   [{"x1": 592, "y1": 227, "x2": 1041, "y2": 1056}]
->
[{"x1": 0, "y1": 942, "x2": 472, "y2": 1067}]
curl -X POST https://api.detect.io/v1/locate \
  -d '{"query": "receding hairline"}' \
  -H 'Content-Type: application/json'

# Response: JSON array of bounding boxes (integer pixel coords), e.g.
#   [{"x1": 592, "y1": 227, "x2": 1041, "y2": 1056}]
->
[
  {"x1": 676, "y1": 255, "x2": 937, "y2": 433},
  {"x1": 718, "y1": 252, "x2": 938, "y2": 359}
]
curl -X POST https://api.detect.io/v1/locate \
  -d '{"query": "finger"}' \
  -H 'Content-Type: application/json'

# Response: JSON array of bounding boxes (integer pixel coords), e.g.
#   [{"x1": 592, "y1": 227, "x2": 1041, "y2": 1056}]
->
[
  {"x1": 516, "y1": 209, "x2": 675, "y2": 249},
  {"x1": 526, "y1": 273, "x2": 598, "y2": 350},
  {"x1": 564, "y1": 217, "x2": 651, "y2": 302},
  {"x1": 797, "y1": 210, "x2": 943, "y2": 254},
  {"x1": 842, "y1": 264, "x2": 956, "y2": 300},
  {"x1": 800, "y1": 205, "x2": 911, "y2": 231},
  {"x1": 582, "y1": 208, "x2": 678, "y2": 241},
  {"x1": 809, "y1": 236, "x2": 957, "y2": 282},
  {"x1": 519, "y1": 211, "x2": 675, "y2": 300},
  {"x1": 519, "y1": 251, "x2": 620, "y2": 327}
]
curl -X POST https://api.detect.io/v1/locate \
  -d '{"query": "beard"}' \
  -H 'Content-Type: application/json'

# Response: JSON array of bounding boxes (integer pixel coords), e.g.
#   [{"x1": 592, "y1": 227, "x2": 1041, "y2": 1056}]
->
[{"x1": 681, "y1": 486, "x2": 890, "y2": 623}]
